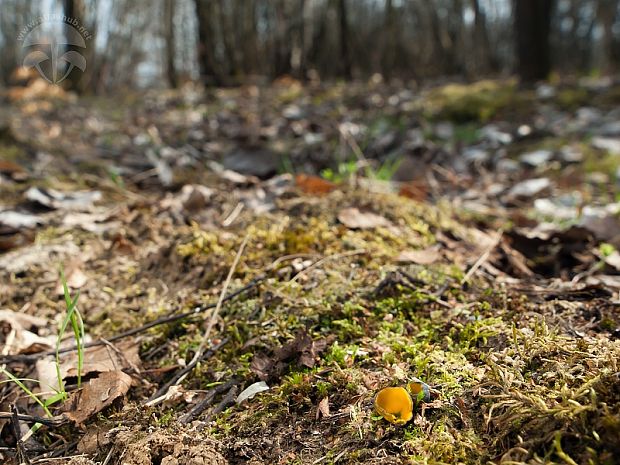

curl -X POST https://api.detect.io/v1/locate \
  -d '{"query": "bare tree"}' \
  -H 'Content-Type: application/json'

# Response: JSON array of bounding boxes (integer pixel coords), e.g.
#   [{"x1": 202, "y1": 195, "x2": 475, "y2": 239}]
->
[
  {"x1": 163, "y1": 0, "x2": 177, "y2": 87},
  {"x1": 338, "y1": 0, "x2": 352, "y2": 79},
  {"x1": 63, "y1": 0, "x2": 86, "y2": 91},
  {"x1": 514, "y1": 0, "x2": 554, "y2": 82},
  {"x1": 193, "y1": 0, "x2": 223, "y2": 85}
]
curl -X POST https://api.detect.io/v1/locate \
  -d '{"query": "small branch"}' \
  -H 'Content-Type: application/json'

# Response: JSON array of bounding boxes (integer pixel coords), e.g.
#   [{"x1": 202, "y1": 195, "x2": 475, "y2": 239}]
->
[
  {"x1": 147, "y1": 233, "x2": 249, "y2": 406},
  {"x1": 0, "y1": 412, "x2": 67, "y2": 427},
  {"x1": 291, "y1": 249, "x2": 366, "y2": 283},
  {"x1": 0, "y1": 274, "x2": 265, "y2": 365},
  {"x1": 199, "y1": 383, "x2": 239, "y2": 426},
  {"x1": 11, "y1": 405, "x2": 31, "y2": 465},
  {"x1": 179, "y1": 378, "x2": 238, "y2": 424},
  {"x1": 144, "y1": 338, "x2": 228, "y2": 404},
  {"x1": 461, "y1": 230, "x2": 503, "y2": 285}
]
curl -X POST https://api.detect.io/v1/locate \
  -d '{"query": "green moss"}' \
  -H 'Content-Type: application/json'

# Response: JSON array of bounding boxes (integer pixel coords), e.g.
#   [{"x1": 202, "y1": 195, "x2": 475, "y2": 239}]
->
[
  {"x1": 556, "y1": 87, "x2": 590, "y2": 110},
  {"x1": 421, "y1": 79, "x2": 529, "y2": 123}
]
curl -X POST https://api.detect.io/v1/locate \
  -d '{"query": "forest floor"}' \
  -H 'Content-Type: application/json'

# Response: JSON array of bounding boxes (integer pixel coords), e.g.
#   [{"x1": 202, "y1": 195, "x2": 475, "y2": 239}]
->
[{"x1": 0, "y1": 75, "x2": 619, "y2": 465}]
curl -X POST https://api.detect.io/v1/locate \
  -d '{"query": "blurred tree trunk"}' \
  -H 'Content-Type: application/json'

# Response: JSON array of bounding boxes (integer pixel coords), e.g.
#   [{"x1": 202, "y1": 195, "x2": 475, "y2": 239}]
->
[
  {"x1": 193, "y1": 0, "x2": 223, "y2": 85},
  {"x1": 273, "y1": 0, "x2": 292, "y2": 77},
  {"x1": 382, "y1": 0, "x2": 395, "y2": 80},
  {"x1": 338, "y1": 0, "x2": 352, "y2": 79},
  {"x1": 163, "y1": 0, "x2": 177, "y2": 88},
  {"x1": 471, "y1": 0, "x2": 492, "y2": 73},
  {"x1": 291, "y1": 0, "x2": 307, "y2": 80},
  {"x1": 63, "y1": 0, "x2": 86, "y2": 91},
  {"x1": 597, "y1": 0, "x2": 617, "y2": 74},
  {"x1": 514, "y1": 0, "x2": 553, "y2": 82}
]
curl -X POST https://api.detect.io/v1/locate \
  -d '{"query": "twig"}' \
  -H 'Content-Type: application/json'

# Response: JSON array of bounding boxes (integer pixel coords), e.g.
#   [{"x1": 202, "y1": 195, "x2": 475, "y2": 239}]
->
[
  {"x1": 221, "y1": 202, "x2": 244, "y2": 227},
  {"x1": 461, "y1": 230, "x2": 503, "y2": 285},
  {"x1": 192, "y1": 233, "x2": 250, "y2": 362},
  {"x1": 0, "y1": 412, "x2": 67, "y2": 427},
  {"x1": 198, "y1": 384, "x2": 239, "y2": 427},
  {"x1": 0, "y1": 274, "x2": 265, "y2": 365},
  {"x1": 179, "y1": 378, "x2": 238, "y2": 424},
  {"x1": 338, "y1": 125, "x2": 367, "y2": 165},
  {"x1": 144, "y1": 338, "x2": 228, "y2": 404},
  {"x1": 147, "y1": 233, "x2": 249, "y2": 406},
  {"x1": 11, "y1": 405, "x2": 31, "y2": 465},
  {"x1": 291, "y1": 249, "x2": 366, "y2": 283}
]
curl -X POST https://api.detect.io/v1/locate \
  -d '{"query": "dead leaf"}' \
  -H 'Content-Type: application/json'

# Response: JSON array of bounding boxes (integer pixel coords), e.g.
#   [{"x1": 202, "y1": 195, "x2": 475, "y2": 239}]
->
[
  {"x1": 316, "y1": 396, "x2": 330, "y2": 419},
  {"x1": 505, "y1": 178, "x2": 552, "y2": 200},
  {"x1": 295, "y1": 174, "x2": 336, "y2": 195},
  {"x1": 338, "y1": 208, "x2": 392, "y2": 229},
  {"x1": 0, "y1": 309, "x2": 55, "y2": 355},
  {"x1": 0, "y1": 241, "x2": 82, "y2": 273},
  {"x1": 250, "y1": 331, "x2": 327, "y2": 381},
  {"x1": 35, "y1": 340, "x2": 141, "y2": 398},
  {"x1": 236, "y1": 381, "x2": 270, "y2": 404},
  {"x1": 0, "y1": 159, "x2": 27, "y2": 180},
  {"x1": 64, "y1": 370, "x2": 133, "y2": 425},
  {"x1": 0, "y1": 210, "x2": 44, "y2": 228},
  {"x1": 398, "y1": 181, "x2": 428, "y2": 201},
  {"x1": 62, "y1": 340, "x2": 141, "y2": 379},
  {"x1": 77, "y1": 425, "x2": 112, "y2": 454},
  {"x1": 54, "y1": 263, "x2": 88, "y2": 295},
  {"x1": 395, "y1": 247, "x2": 440, "y2": 265},
  {"x1": 160, "y1": 384, "x2": 198, "y2": 406},
  {"x1": 25, "y1": 187, "x2": 102, "y2": 211}
]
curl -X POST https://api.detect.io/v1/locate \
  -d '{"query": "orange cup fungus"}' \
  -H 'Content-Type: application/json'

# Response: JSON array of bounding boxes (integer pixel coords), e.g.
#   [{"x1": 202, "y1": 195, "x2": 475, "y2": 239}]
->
[{"x1": 374, "y1": 378, "x2": 431, "y2": 425}]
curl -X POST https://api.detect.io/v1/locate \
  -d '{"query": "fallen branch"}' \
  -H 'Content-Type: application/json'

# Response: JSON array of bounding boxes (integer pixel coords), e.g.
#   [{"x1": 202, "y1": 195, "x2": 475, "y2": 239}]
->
[
  {"x1": 461, "y1": 230, "x2": 503, "y2": 285},
  {"x1": 0, "y1": 412, "x2": 67, "y2": 427},
  {"x1": 179, "y1": 378, "x2": 238, "y2": 424},
  {"x1": 144, "y1": 338, "x2": 228, "y2": 404},
  {"x1": 0, "y1": 274, "x2": 265, "y2": 365},
  {"x1": 146, "y1": 233, "x2": 249, "y2": 406}
]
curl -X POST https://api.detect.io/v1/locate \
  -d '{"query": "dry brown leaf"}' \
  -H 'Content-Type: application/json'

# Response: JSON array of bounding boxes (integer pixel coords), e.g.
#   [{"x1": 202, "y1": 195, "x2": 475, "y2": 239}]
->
[
  {"x1": 250, "y1": 331, "x2": 327, "y2": 381},
  {"x1": 603, "y1": 251, "x2": 620, "y2": 271},
  {"x1": 316, "y1": 396, "x2": 330, "y2": 419},
  {"x1": 62, "y1": 340, "x2": 141, "y2": 378},
  {"x1": 295, "y1": 174, "x2": 336, "y2": 195},
  {"x1": 55, "y1": 262, "x2": 88, "y2": 295},
  {"x1": 35, "y1": 340, "x2": 141, "y2": 398},
  {"x1": 0, "y1": 309, "x2": 54, "y2": 355},
  {"x1": 338, "y1": 207, "x2": 392, "y2": 229},
  {"x1": 395, "y1": 248, "x2": 440, "y2": 265},
  {"x1": 398, "y1": 180, "x2": 428, "y2": 201},
  {"x1": 64, "y1": 370, "x2": 133, "y2": 425}
]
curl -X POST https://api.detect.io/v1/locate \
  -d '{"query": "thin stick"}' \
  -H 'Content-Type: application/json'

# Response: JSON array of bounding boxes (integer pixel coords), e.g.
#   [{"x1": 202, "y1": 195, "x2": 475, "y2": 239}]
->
[
  {"x1": 144, "y1": 338, "x2": 228, "y2": 404},
  {"x1": 147, "y1": 234, "x2": 250, "y2": 406},
  {"x1": 0, "y1": 274, "x2": 265, "y2": 365},
  {"x1": 291, "y1": 249, "x2": 366, "y2": 283},
  {"x1": 461, "y1": 230, "x2": 503, "y2": 285},
  {"x1": 222, "y1": 202, "x2": 244, "y2": 227},
  {"x1": 198, "y1": 384, "x2": 239, "y2": 427},
  {"x1": 12, "y1": 405, "x2": 31, "y2": 465},
  {"x1": 192, "y1": 233, "x2": 250, "y2": 365},
  {"x1": 179, "y1": 378, "x2": 238, "y2": 424},
  {"x1": 0, "y1": 412, "x2": 66, "y2": 427}
]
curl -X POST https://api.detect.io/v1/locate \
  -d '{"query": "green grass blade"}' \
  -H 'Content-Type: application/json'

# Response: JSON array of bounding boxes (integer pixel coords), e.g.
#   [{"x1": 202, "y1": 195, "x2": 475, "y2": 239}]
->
[{"x1": 0, "y1": 367, "x2": 52, "y2": 417}]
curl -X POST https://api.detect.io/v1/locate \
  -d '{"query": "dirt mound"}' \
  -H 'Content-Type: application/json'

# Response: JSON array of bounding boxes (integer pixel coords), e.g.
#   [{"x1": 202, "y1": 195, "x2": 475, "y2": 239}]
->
[{"x1": 109, "y1": 427, "x2": 226, "y2": 465}]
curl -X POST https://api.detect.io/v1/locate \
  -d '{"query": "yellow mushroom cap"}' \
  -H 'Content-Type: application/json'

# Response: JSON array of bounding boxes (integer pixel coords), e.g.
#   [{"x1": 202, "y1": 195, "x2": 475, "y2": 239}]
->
[
  {"x1": 406, "y1": 378, "x2": 431, "y2": 403},
  {"x1": 374, "y1": 386, "x2": 414, "y2": 425}
]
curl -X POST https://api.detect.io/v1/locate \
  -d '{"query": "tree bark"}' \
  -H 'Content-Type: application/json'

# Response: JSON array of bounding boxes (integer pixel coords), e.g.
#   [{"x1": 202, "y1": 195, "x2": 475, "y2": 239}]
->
[
  {"x1": 163, "y1": 0, "x2": 177, "y2": 88},
  {"x1": 62, "y1": 0, "x2": 86, "y2": 91},
  {"x1": 514, "y1": 0, "x2": 554, "y2": 82},
  {"x1": 193, "y1": 0, "x2": 223, "y2": 86},
  {"x1": 338, "y1": 0, "x2": 352, "y2": 79}
]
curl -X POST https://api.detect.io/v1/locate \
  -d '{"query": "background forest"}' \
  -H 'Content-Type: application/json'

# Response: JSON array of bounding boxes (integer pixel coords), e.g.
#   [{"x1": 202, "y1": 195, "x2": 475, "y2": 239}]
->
[{"x1": 0, "y1": 0, "x2": 618, "y2": 91}]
